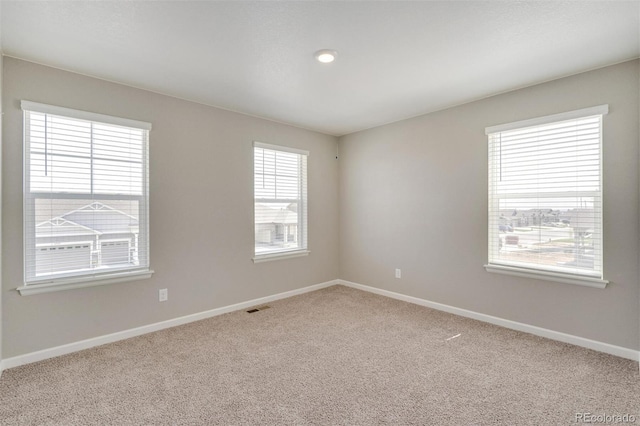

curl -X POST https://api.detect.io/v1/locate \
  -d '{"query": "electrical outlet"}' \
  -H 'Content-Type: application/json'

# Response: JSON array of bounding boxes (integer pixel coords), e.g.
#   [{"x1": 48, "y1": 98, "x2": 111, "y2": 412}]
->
[
  {"x1": 395, "y1": 269, "x2": 401, "y2": 279},
  {"x1": 159, "y1": 288, "x2": 168, "y2": 302}
]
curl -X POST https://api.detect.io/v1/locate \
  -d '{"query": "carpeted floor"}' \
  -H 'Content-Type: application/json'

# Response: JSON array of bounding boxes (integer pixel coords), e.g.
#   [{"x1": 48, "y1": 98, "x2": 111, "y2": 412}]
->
[{"x1": 0, "y1": 285, "x2": 638, "y2": 425}]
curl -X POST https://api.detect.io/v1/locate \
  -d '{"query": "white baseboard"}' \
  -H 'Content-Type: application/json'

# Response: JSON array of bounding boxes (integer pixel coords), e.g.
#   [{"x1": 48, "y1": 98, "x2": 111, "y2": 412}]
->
[
  {"x1": 2, "y1": 279, "x2": 339, "y2": 370},
  {"x1": 338, "y1": 279, "x2": 640, "y2": 362},
  {"x1": 4, "y1": 278, "x2": 637, "y2": 371}
]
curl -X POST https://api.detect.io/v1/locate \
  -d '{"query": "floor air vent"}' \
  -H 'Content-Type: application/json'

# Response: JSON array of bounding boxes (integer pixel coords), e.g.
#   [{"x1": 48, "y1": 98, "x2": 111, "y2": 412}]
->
[{"x1": 246, "y1": 305, "x2": 271, "y2": 313}]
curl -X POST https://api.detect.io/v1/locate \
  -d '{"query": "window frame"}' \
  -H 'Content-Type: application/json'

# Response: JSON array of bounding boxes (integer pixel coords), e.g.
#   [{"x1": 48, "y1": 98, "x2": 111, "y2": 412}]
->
[
  {"x1": 252, "y1": 141, "x2": 309, "y2": 263},
  {"x1": 18, "y1": 101, "x2": 153, "y2": 295},
  {"x1": 484, "y1": 105, "x2": 609, "y2": 288}
]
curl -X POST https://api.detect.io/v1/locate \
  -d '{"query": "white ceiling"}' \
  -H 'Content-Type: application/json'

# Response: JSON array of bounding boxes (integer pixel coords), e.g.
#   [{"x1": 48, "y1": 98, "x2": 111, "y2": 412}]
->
[{"x1": 2, "y1": 1, "x2": 639, "y2": 136}]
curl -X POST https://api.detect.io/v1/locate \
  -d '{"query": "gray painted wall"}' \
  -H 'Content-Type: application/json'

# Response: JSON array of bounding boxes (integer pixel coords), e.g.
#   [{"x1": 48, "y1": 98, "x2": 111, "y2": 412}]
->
[
  {"x1": 2, "y1": 57, "x2": 339, "y2": 358},
  {"x1": 0, "y1": 3, "x2": 4, "y2": 371},
  {"x1": 2, "y1": 56, "x2": 638, "y2": 360},
  {"x1": 339, "y1": 60, "x2": 640, "y2": 350}
]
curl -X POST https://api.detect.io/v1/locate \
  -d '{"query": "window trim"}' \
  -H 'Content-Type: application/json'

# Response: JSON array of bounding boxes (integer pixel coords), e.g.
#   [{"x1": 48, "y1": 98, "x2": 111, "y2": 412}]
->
[
  {"x1": 253, "y1": 141, "x2": 309, "y2": 157},
  {"x1": 484, "y1": 105, "x2": 608, "y2": 135},
  {"x1": 21, "y1": 101, "x2": 152, "y2": 131},
  {"x1": 484, "y1": 264, "x2": 608, "y2": 289},
  {"x1": 252, "y1": 250, "x2": 310, "y2": 264},
  {"x1": 485, "y1": 105, "x2": 608, "y2": 288},
  {"x1": 16, "y1": 269, "x2": 154, "y2": 296},
  {"x1": 21, "y1": 101, "x2": 153, "y2": 294},
  {"x1": 252, "y1": 141, "x2": 309, "y2": 263}
]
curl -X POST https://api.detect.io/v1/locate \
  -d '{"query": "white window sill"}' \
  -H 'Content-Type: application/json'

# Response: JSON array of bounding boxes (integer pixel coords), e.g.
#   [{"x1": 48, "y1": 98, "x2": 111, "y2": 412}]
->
[
  {"x1": 252, "y1": 250, "x2": 310, "y2": 263},
  {"x1": 17, "y1": 269, "x2": 154, "y2": 296},
  {"x1": 484, "y1": 264, "x2": 607, "y2": 288}
]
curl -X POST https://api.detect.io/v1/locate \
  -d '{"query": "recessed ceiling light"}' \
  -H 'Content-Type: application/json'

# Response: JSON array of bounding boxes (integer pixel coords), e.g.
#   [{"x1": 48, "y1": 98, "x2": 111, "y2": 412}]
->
[{"x1": 315, "y1": 49, "x2": 337, "y2": 64}]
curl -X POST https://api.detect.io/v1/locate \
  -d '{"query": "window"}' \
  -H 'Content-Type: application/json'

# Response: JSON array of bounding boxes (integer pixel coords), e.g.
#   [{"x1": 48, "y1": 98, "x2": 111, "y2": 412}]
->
[
  {"x1": 485, "y1": 105, "x2": 608, "y2": 288},
  {"x1": 20, "y1": 101, "x2": 152, "y2": 294},
  {"x1": 253, "y1": 142, "x2": 308, "y2": 262}
]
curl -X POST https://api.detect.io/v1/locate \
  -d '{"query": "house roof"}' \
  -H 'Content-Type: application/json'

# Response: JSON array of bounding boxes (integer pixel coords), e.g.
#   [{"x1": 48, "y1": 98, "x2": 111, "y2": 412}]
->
[
  {"x1": 35, "y1": 218, "x2": 100, "y2": 239},
  {"x1": 61, "y1": 202, "x2": 139, "y2": 234},
  {"x1": 255, "y1": 204, "x2": 298, "y2": 225}
]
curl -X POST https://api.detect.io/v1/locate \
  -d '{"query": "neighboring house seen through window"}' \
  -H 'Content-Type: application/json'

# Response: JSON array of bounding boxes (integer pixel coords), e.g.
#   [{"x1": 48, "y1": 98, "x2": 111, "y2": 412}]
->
[
  {"x1": 21, "y1": 101, "x2": 152, "y2": 294},
  {"x1": 253, "y1": 142, "x2": 308, "y2": 261},
  {"x1": 485, "y1": 105, "x2": 608, "y2": 287}
]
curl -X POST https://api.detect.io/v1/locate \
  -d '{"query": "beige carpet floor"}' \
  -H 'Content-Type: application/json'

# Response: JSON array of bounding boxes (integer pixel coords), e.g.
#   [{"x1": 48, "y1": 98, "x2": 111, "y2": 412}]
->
[{"x1": 0, "y1": 285, "x2": 638, "y2": 425}]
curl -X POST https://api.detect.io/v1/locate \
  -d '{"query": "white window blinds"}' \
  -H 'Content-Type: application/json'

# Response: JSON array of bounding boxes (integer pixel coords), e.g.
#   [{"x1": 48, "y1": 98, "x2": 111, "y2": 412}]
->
[
  {"x1": 486, "y1": 105, "x2": 607, "y2": 281},
  {"x1": 253, "y1": 142, "x2": 308, "y2": 259},
  {"x1": 22, "y1": 101, "x2": 151, "y2": 286}
]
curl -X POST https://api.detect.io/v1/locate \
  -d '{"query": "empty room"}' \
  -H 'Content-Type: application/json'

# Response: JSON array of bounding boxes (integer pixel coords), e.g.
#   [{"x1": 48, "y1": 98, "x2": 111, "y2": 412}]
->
[{"x1": 0, "y1": 1, "x2": 639, "y2": 424}]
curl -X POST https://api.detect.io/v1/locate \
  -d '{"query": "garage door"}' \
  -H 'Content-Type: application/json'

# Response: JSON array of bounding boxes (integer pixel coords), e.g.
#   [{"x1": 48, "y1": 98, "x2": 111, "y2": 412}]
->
[
  {"x1": 101, "y1": 240, "x2": 131, "y2": 266},
  {"x1": 36, "y1": 243, "x2": 92, "y2": 275}
]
